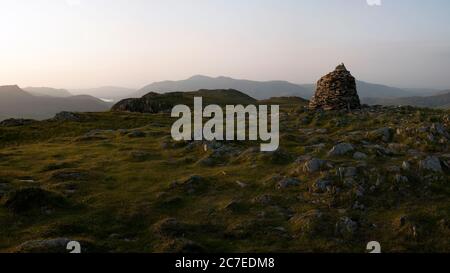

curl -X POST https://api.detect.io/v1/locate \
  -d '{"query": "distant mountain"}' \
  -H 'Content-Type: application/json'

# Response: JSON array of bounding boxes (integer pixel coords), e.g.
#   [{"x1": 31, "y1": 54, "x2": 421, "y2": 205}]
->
[
  {"x1": 362, "y1": 91, "x2": 450, "y2": 109},
  {"x1": 24, "y1": 87, "x2": 72, "y2": 98},
  {"x1": 136, "y1": 75, "x2": 435, "y2": 100},
  {"x1": 434, "y1": 89, "x2": 450, "y2": 96},
  {"x1": 0, "y1": 85, "x2": 112, "y2": 120},
  {"x1": 135, "y1": 75, "x2": 311, "y2": 100},
  {"x1": 70, "y1": 86, "x2": 136, "y2": 101},
  {"x1": 112, "y1": 89, "x2": 257, "y2": 113},
  {"x1": 401, "y1": 88, "x2": 441, "y2": 96}
]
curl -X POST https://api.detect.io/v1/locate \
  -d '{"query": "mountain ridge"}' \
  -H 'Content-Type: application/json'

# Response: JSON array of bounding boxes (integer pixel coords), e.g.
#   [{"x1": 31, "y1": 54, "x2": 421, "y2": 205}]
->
[
  {"x1": 135, "y1": 75, "x2": 444, "y2": 100},
  {"x1": 0, "y1": 85, "x2": 112, "y2": 121}
]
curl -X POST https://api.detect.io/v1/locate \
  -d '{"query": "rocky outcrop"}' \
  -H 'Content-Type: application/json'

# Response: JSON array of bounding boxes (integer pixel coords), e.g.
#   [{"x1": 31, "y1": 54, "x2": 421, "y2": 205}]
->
[
  {"x1": 52, "y1": 111, "x2": 83, "y2": 122},
  {"x1": 111, "y1": 92, "x2": 175, "y2": 113},
  {"x1": 0, "y1": 118, "x2": 35, "y2": 127},
  {"x1": 111, "y1": 89, "x2": 258, "y2": 113},
  {"x1": 309, "y1": 64, "x2": 361, "y2": 110}
]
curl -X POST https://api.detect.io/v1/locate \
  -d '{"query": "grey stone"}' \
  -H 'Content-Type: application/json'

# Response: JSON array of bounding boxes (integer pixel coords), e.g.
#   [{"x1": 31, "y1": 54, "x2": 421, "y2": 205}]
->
[
  {"x1": 370, "y1": 127, "x2": 394, "y2": 142},
  {"x1": 419, "y1": 156, "x2": 443, "y2": 173},
  {"x1": 328, "y1": 143, "x2": 354, "y2": 156},
  {"x1": 53, "y1": 111, "x2": 82, "y2": 122},
  {"x1": 277, "y1": 178, "x2": 301, "y2": 189},
  {"x1": 312, "y1": 179, "x2": 332, "y2": 193},
  {"x1": 303, "y1": 158, "x2": 327, "y2": 173},
  {"x1": 353, "y1": 152, "x2": 368, "y2": 160},
  {"x1": 335, "y1": 217, "x2": 357, "y2": 236},
  {"x1": 16, "y1": 238, "x2": 71, "y2": 253}
]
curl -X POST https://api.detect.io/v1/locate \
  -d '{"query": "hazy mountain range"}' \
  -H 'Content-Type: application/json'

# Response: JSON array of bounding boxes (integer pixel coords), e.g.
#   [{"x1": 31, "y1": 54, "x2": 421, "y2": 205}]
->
[
  {"x1": 69, "y1": 86, "x2": 137, "y2": 101},
  {"x1": 0, "y1": 85, "x2": 112, "y2": 120},
  {"x1": 362, "y1": 90, "x2": 450, "y2": 109},
  {"x1": 1, "y1": 76, "x2": 449, "y2": 121},
  {"x1": 23, "y1": 87, "x2": 73, "y2": 98},
  {"x1": 135, "y1": 75, "x2": 440, "y2": 100}
]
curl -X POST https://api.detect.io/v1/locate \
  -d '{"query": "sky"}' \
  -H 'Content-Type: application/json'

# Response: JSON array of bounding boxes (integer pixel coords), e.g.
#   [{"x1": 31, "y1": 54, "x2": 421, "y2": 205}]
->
[{"x1": 1, "y1": 0, "x2": 450, "y2": 90}]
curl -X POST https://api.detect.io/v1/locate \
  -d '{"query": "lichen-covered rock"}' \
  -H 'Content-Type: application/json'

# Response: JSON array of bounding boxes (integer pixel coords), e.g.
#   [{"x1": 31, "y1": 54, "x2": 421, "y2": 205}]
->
[{"x1": 309, "y1": 64, "x2": 361, "y2": 110}]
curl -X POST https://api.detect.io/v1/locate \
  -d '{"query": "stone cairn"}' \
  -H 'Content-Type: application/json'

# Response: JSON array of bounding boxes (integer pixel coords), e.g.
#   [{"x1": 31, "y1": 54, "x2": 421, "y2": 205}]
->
[{"x1": 309, "y1": 63, "x2": 361, "y2": 111}]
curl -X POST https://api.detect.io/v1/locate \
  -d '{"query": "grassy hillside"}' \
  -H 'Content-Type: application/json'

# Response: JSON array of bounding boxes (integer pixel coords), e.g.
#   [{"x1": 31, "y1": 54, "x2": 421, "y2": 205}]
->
[{"x1": 0, "y1": 102, "x2": 448, "y2": 253}]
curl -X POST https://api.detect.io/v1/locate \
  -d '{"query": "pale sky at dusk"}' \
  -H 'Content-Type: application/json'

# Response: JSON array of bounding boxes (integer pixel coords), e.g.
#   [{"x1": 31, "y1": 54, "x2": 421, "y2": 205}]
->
[{"x1": 1, "y1": 0, "x2": 450, "y2": 89}]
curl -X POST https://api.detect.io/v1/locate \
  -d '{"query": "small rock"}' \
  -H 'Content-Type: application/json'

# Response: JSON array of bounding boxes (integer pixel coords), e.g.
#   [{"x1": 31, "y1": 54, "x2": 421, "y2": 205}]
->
[
  {"x1": 303, "y1": 158, "x2": 327, "y2": 173},
  {"x1": 353, "y1": 152, "x2": 368, "y2": 160},
  {"x1": 394, "y1": 174, "x2": 409, "y2": 183},
  {"x1": 327, "y1": 143, "x2": 354, "y2": 156},
  {"x1": 431, "y1": 123, "x2": 448, "y2": 137},
  {"x1": 312, "y1": 178, "x2": 332, "y2": 193},
  {"x1": 370, "y1": 127, "x2": 394, "y2": 142},
  {"x1": 277, "y1": 178, "x2": 301, "y2": 189},
  {"x1": 344, "y1": 167, "x2": 357, "y2": 177},
  {"x1": 335, "y1": 217, "x2": 357, "y2": 236},
  {"x1": 419, "y1": 156, "x2": 443, "y2": 173}
]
